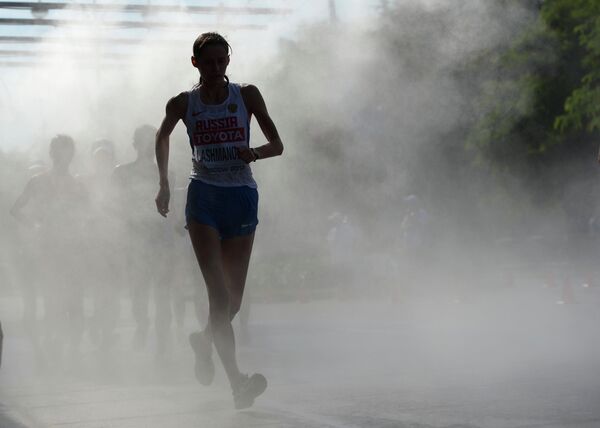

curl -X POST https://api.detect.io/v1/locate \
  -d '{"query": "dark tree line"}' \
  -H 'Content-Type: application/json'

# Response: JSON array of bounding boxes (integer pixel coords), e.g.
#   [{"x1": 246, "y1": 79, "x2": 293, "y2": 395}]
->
[{"x1": 264, "y1": 0, "x2": 600, "y2": 243}]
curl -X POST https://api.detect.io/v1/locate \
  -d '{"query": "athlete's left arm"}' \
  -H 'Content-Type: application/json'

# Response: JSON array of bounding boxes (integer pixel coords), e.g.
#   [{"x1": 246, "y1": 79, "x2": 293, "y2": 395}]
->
[{"x1": 239, "y1": 85, "x2": 284, "y2": 163}]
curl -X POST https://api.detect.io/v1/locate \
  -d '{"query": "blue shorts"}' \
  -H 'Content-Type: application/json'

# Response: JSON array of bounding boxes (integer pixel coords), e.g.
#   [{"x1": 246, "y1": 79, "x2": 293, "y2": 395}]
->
[{"x1": 185, "y1": 179, "x2": 259, "y2": 239}]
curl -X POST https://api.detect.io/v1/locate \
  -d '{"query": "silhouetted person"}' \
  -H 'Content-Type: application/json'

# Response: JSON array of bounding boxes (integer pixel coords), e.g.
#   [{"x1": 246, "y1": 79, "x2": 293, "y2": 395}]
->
[
  {"x1": 81, "y1": 139, "x2": 120, "y2": 349},
  {"x1": 11, "y1": 135, "x2": 88, "y2": 365},
  {"x1": 11, "y1": 160, "x2": 48, "y2": 363},
  {"x1": 155, "y1": 32, "x2": 284, "y2": 409},
  {"x1": 170, "y1": 186, "x2": 206, "y2": 345},
  {"x1": 113, "y1": 125, "x2": 175, "y2": 359},
  {"x1": 0, "y1": 321, "x2": 3, "y2": 369}
]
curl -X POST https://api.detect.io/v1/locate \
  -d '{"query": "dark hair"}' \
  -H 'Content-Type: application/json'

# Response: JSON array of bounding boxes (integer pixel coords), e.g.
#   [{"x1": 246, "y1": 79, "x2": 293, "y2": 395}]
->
[
  {"x1": 193, "y1": 32, "x2": 231, "y2": 59},
  {"x1": 193, "y1": 32, "x2": 231, "y2": 85},
  {"x1": 50, "y1": 134, "x2": 75, "y2": 155},
  {"x1": 133, "y1": 124, "x2": 157, "y2": 148}
]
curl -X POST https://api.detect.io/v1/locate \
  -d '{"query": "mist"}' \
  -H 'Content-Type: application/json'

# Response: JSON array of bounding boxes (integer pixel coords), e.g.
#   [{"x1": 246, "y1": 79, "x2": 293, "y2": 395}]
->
[{"x1": 1, "y1": 1, "x2": 600, "y2": 427}]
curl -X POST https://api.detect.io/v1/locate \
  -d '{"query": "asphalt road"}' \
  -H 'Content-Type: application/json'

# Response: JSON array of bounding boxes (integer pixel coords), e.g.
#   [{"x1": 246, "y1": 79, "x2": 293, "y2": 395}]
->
[{"x1": 1, "y1": 285, "x2": 599, "y2": 428}]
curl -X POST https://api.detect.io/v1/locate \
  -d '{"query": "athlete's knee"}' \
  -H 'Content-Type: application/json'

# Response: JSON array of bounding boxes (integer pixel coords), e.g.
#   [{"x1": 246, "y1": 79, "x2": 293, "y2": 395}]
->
[
  {"x1": 229, "y1": 294, "x2": 242, "y2": 318},
  {"x1": 208, "y1": 288, "x2": 230, "y2": 324},
  {"x1": 209, "y1": 306, "x2": 230, "y2": 330}
]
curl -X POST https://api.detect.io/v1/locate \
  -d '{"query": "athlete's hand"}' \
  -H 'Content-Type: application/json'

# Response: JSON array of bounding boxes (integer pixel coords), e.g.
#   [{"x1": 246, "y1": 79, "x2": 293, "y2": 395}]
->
[
  {"x1": 155, "y1": 186, "x2": 170, "y2": 217},
  {"x1": 237, "y1": 147, "x2": 257, "y2": 164}
]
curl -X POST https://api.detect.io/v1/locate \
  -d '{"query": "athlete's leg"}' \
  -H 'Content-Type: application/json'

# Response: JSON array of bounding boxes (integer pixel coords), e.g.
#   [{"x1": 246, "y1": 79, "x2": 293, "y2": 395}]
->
[
  {"x1": 193, "y1": 289, "x2": 205, "y2": 325},
  {"x1": 188, "y1": 222, "x2": 244, "y2": 388},
  {"x1": 67, "y1": 286, "x2": 85, "y2": 348},
  {"x1": 21, "y1": 281, "x2": 39, "y2": 343},
  {"x1": 173, "y1": 292, "x2": 185, "y2": 329},
  {"x1": 130, "y1": 239, "x2": 151, "y2": 348},
  {"x1": 154, "y1": 275, "x2": 172, "y2": 358},
  {"x1": 221, "y1": 233, "x2": 254, "y2": 319},
  {"x1": 200, "y1": 233, "x2": 254, "y2": 340},
  {"x1": 132, "y1": 282, "x2": 150, "y2": 348},
  {"x1": 219, "y1": 235, "x2": 266, "y2": 410},
  {"x1": 100, "y1": 284, "x2": 119, "y2": 348}
]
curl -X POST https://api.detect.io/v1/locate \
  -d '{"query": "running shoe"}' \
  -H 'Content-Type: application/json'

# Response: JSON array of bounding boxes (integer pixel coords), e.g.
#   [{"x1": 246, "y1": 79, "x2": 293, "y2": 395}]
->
[
  {"x1": 233, "y1": 373, "x2": 267, "y2": 410},
  {"x1": 189, "y1": 331, "x2": 214, "y2": 386}
]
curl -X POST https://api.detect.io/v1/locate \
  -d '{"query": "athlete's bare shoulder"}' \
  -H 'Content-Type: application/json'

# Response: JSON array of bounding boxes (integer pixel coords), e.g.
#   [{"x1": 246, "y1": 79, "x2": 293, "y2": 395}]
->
[
  {"x1": 239, "y1": 83, "x2": 259, "y2": 95},
  {"x1": 166, "y1": 91, "x2": 188, "y2": 119},
  {"x1": 239, "y1": 84, "x2": 263, "y2": 115}
]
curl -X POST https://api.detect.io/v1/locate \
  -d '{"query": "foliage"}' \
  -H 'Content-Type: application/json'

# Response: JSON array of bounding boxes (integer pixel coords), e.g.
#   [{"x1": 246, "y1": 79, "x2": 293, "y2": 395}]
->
[
  {"x1": 549, "y1": 0, "x2": 600, "y2": 132},
  {"x1": 464, "y1": 0, "x2": 600, "y2": 221},
  {"x1": 264, "y1": 0, "x2": 600, "y2": 243}
]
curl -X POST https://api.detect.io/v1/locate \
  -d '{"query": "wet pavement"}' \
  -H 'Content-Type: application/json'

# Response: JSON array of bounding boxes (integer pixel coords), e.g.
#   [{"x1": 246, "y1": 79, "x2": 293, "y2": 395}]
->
[{"x1": 1, "y1": 286, "x2": 600, "y2": 428}]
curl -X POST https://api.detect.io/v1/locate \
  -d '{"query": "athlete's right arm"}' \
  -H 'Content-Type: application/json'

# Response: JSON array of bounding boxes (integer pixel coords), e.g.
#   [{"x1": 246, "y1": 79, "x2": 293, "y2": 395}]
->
[
  {"x1": 155, "y1": 92, "x2": 187, "y2": 217},
  {"x1": 10, "y1": 178, "x2": 36, "y2": 227}
]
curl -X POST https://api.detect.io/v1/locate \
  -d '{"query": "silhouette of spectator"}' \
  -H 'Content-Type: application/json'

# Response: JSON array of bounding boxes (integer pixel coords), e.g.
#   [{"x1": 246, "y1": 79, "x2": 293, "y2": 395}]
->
[
  {"x1": 112, "y1": 125, "x2": 175, "y2": 359},
  {"x1": 11, "y1": 135, "x2": 88, "y2": 364},
  {"x1": 81, "y1": 139, "x2": 120, "y2": 349},
  {"x1": 10, "y1": 159, "x2": 48, "y2": 363}
]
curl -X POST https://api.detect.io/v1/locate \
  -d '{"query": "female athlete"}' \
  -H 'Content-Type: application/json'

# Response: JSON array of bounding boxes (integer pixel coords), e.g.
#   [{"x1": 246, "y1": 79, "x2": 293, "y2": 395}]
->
[{"x1": 155, "y1": 32, "x2": 283, "y2": 409}]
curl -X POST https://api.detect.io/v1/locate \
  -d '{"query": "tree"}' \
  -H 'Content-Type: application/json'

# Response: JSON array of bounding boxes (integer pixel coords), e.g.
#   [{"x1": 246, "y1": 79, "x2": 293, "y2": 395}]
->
[{"x1": 549, "y1": 0, "x2": 600, "y2": 132}]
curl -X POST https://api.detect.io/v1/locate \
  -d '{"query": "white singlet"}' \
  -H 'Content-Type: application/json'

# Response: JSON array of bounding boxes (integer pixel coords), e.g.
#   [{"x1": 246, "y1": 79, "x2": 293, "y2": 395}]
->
[{"x1": 184, "y1": 83, "x2": 257, "y2": 188}]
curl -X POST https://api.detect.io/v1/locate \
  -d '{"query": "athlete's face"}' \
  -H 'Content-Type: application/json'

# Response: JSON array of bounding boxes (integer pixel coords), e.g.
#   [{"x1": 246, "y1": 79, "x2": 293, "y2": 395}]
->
[
  {"x1": 192, "y1": 44, "x2": 230, "y2": 84},
  {"x1": 50, "y1": 144, "x2": 74, "y2": 169},
  {"x1": 134, "y1": 138, "x2": 154, "y2": 160}
]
